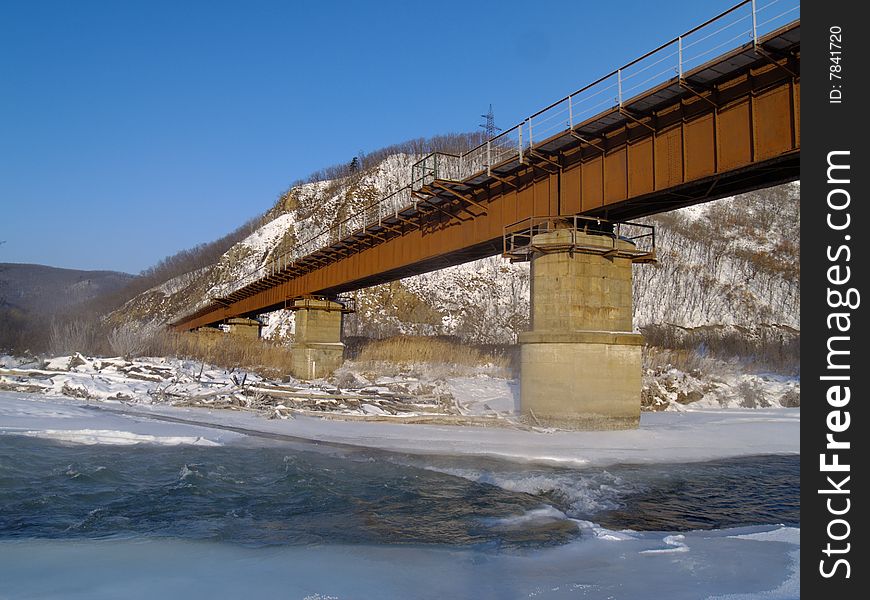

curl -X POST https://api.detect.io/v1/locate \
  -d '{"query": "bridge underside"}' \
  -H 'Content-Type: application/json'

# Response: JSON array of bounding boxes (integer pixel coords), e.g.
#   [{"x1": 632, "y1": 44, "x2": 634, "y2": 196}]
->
[{"x1": 173, "y1": 22, "x2": 799, "y2": 332}]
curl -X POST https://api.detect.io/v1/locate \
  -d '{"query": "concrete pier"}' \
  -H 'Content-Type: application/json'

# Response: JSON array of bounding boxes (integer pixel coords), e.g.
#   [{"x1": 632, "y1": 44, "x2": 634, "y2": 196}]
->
[
  {"x1": 519, "y1": 229, "x2": 643, "y2": 430},
  {"x1": 224, "y1": 317, "x2": 261, "y2": 339},
  {"x1": 289, "y1": 299, "x2": 345, "y2": 380}
]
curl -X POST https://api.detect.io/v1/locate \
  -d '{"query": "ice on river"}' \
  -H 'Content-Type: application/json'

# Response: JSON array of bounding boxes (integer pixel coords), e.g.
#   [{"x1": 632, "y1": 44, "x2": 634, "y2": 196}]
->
[
  {"x1": 0, "y1": 391, "x2": 800, "y2": 599},
  {"x1": 0, "y1": 526, "x2": 799, "y2": 600}
]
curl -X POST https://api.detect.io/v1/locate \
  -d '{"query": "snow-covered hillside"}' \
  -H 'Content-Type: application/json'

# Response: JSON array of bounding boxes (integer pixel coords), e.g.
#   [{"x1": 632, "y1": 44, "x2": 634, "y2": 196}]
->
[
  {"x1": 109, "y1": 154, "x2": 420, "y2": 335},
  {"x1": 110, "y1": 152, "x2": 800, "y2": 346},
  {"x1": 635, "y1": 183, "x2": 799, "y2": 329}
]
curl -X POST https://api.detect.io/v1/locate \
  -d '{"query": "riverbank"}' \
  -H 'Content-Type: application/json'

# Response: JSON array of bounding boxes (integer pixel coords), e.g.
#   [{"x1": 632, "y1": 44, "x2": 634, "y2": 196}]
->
[{"x1": 0, "y1": 389, "x2": 798, "y2": 468}]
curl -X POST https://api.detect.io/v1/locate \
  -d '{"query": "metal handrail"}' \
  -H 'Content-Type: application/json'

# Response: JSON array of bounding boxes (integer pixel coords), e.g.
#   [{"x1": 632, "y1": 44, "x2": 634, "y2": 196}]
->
[
  {"x1": 503, "y1": 215, "x2": 657, "y2": 262},
  {"x1": 284, "y1": 295, "x2": 356, "y2": 313}
]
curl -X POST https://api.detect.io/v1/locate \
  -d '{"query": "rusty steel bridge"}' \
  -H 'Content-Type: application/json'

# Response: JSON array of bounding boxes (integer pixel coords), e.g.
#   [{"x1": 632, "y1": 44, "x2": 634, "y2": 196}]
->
[{"x1": 172, "y1": 0, "x2": 800, "y2": 332}]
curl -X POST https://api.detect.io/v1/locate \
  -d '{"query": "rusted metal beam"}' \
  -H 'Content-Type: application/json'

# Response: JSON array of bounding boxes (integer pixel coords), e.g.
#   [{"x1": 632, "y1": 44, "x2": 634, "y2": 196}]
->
[
  {"x1": 391, "y1": 213, "x2": 423, "y2": 228},
  {"x1": 569, "y1": 131, "x2": 606, "y2": 153},
  {"x1": 488, "y1": 172, "x2": 519, "y2": 189},
  {"x1": 432, "y1": 182, "x2": 489, "y2": 213},
  {"x1": 619, "y1": 108, "x2": 656, "y2": 133},
  {"x1": 678, "y1": 79, "x2": 719, "y2": 109},
  {"x1": 527, "y1": 149, "x2": 562, "y2": 171},
  {"x1": 754, "y1": 46, "x2": 799, "y2": 78},
  {"x1": 416, "y1": 197, "x2": 473, "y2": 222},
  {"x1": 378, "y1": 221, "x2": 404, "y2": 235}
]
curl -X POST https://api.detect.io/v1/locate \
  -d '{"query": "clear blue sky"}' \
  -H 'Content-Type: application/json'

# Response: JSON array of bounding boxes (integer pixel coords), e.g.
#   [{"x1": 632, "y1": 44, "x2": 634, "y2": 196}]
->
[{"x1": 1, "y1": 0, "x2": 738, "y2": 274}]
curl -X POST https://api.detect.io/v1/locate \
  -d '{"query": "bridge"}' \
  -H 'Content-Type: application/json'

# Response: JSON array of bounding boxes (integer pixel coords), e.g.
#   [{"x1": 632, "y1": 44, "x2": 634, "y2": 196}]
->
[{"x1": 171, "y1": 0, "x2": 800, "y2": 429}]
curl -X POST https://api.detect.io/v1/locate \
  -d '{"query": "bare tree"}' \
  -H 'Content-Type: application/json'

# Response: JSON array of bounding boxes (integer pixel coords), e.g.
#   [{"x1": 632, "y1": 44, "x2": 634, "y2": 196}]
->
[
  {"x1": 49, "y1": 318, "x2": 98, "y2": 356},
  {"x1": 107, "y1": 323, "x2": 148, "y2": 358}
]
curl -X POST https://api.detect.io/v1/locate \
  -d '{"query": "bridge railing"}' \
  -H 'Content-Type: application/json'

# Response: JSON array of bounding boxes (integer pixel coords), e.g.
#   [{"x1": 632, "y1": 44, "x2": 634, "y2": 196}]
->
[
  {"x1": 456, "y1": 0, "x2": 799, "y2": 182},
  {"x1": 411, "y1": 153, "x2": 463, "y2": 189},
  {"x1": 208, "y1": 0, "x2": 797, "y2": 303},
  {"x1": 457, "y1": 125, "x2": 522, "y2": 178},
  {"x1": 503, "y1": 215, "x2": 657, "y2": 263}
]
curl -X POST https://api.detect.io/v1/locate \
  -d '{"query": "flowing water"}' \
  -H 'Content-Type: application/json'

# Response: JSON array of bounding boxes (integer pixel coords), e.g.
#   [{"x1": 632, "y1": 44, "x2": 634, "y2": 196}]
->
[{"x1": 0, "y1": 436, "x2": 798, "y2": 548}]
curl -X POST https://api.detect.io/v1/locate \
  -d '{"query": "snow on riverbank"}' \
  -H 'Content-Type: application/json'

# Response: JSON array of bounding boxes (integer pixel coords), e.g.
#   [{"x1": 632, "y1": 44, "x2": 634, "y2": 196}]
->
[
  {"x1": 1, "y1": 353, "x2": 800, "y2": 422},
  {"x1": 0, "y1": 392, "x2": 246, "y2": 446},
  {"x1": 0, "y1": 352, "x2": 800, "y2": 464},
  {"x1": 643, "y1": 362, "x2": 800, "y2": 411},
  {"x1": 0, "y1": 391, "x2": 798, "y2": 468}
]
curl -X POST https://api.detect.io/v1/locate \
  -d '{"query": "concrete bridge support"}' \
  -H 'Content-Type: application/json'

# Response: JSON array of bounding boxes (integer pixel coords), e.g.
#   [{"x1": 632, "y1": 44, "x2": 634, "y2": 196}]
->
[
  {"x1": 288, "y1": 299, "x2": 345, "y2": 380},
  {"x1": 224, "y1": 317, "x2": 261, "y2": 339},
  {"x1": 519, "y1": 230, "x2": 643, "y2": 430}
]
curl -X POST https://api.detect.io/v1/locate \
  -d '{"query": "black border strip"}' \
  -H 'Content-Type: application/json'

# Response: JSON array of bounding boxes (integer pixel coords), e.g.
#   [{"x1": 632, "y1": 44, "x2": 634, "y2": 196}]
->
[{"x1": 803, "y1": 1, "x2": 867, "y2": 595}]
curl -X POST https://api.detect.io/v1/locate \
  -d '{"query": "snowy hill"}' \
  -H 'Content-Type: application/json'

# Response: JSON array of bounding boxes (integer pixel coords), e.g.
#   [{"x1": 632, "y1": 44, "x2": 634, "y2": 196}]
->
[{"x1": 110, "y1": 152, "x2": 800, "y2": 348}]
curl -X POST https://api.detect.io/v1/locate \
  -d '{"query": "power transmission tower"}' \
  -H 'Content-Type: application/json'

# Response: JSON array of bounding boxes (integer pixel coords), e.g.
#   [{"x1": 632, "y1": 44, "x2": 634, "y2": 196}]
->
[{"x1": 479, "y1": 104, "x2": 501, "y2": 140}]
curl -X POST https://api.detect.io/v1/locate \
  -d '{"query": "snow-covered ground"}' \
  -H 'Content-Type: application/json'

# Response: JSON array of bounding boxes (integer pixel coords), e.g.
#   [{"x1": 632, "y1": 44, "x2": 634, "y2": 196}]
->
[
  {"x1": 0, "y1": 353, "x2": 800, "y2": 465},
  {"x1": 0, "y1": 392, "x2": 245, "y2": 446},
  {"x1": 1, "y1": 353, "x2": 800, "y2": 421},
  {"x1": 0, "y1": 390, "x2": 798, "y2": 467}
]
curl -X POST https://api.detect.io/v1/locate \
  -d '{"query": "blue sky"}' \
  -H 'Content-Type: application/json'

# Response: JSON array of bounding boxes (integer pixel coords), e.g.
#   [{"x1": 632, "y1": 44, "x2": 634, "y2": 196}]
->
[{"x1": 1, "y1": 0, "x2": 739, "y2": 274}]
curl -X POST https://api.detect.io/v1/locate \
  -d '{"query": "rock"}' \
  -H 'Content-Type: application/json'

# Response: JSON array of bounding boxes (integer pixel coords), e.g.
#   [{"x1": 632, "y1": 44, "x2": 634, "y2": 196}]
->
[
  {"x1": 61, "y1": 382, "x2": 90, "y2": 399},
  {"x1": 69, "y1": 353, "x2": 88, "y2": 370},
  {"x1": 779, "y1": 387, "x2": 800, "y2": 408},
  {"x1": 44, "y1": 356, "x2": 73, "y2": 371},
  {"x1": 676, "y1": 390, "x2": 704, "y2": 404},
  {"x1": 331, "y1": 369, "x2": 368, "y2": 390}
]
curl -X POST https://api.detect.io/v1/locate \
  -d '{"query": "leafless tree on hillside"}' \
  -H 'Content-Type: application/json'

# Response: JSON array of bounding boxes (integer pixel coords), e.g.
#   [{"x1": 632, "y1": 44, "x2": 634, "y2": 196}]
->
[
  {"x1": 49, "y1": 318, "x2": 99, "y2": 356},
  {"x1": 107, "y1": 323, "x2": 148, "y2": 358}
]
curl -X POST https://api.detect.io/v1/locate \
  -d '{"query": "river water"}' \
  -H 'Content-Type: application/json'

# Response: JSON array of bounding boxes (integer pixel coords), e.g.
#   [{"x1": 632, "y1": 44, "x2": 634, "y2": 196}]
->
[
  {"x1": 0, "y1": 435, "x2": 799, "y2": 598},
  {"x1": 0, "y1": 436, "x2": 798, "y2": 546}
]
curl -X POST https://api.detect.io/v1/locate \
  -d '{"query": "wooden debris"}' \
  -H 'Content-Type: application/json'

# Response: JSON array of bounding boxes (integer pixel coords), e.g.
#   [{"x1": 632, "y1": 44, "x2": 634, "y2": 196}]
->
[{"x1": 0, "y1": 381, "x2": 49, "y2": 393}]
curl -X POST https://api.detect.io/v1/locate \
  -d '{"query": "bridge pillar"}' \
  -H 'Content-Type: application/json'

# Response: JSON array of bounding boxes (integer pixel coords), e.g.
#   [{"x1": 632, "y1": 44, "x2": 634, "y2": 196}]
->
[
  {"x1": 289, "y1": 299, "x2": 345, "y2": 380},
  {"x1": 224, "y1": 317, "x2": 261, "y2": 339},
  {"x1": 519, "y1": 230, "x2": 643, "y2": 430}
]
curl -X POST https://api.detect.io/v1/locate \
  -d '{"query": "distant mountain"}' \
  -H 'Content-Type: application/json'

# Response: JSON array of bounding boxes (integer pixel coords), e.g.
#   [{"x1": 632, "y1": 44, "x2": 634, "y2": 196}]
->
[{"x1": 0, "y1": 263, "x2": 134, "y2": 315}]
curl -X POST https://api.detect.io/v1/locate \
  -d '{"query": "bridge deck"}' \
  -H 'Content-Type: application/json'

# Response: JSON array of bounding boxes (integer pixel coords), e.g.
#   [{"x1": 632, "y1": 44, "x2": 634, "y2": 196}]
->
[{"x1": 173, "y1": 10, "x2": 799, "y2": 332}]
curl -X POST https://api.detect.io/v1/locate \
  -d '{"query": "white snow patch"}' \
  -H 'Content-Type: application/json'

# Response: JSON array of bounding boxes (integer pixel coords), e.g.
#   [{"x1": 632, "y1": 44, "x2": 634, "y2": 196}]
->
[
  {"x1": 15, "y1": 429, "x2": 221, "y2": 446},
  {"x1": 260, "y1": 308, "x2": 295, "y2": 340},
  {"x1": 0, "y1": 393, "x2": 243, "y2": 446},
  {"x1": 640, "y1": 534, "x2": 689, "y2": 554},
  {"x1": 487, "y1": 506, "x2": 573, "y2": 529},
  {"x1": 680, "y1": 203, "x2": 711, "y2": 222},
  {"x1": 239, "y1": 212, "x2": 296, "y2": 257},
  {"x1": 705, "y1": 548, "x2": 800, "y2": 600},
  {"x1": 446, "y1": 376, "x2": 517, "y2": 415},
  {"x1": 574, "y1": 520, "x2": 638, "y2": 542},
  {"x1": 155, "y1": 266, "x2": 211, "y2": 296},
  {"x1": 728, "y1": 526, "x2": 800, "y2": 545}
]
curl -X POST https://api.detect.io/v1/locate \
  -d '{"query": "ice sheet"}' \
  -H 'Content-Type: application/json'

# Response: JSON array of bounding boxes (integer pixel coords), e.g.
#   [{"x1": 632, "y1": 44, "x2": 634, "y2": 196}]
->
[
  {"x1": 0, "y1": 524, "x2": 799, "y2": 600},
  {"x1": 0, "y1": 392, "x2": 798, "y2": 467}
]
